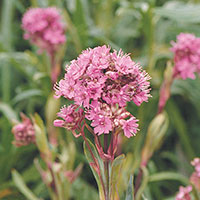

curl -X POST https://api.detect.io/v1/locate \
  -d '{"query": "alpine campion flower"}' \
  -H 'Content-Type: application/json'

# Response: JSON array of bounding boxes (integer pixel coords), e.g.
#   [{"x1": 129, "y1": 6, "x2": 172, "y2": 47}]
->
[
  {"x1": 54, "y1": 45, "x2": 151, "y2": 138},
  {"x1": 22, "y1": 7, "x2": 66, "y2": 54},
  {"x1": 175, "y1": 186, "x2": 192, "y2": 200},
  {"x1": 171, "y1": 33, "x2": 200, "y2": 79},
  {"x1": 12, "y1": 113, "x2": 35, "y2": 147}
]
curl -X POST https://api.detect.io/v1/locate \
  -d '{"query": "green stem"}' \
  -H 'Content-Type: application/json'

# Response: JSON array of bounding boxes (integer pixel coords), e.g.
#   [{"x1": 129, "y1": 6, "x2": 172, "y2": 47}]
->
[
  {"x1": 104, "y1": 135, "x2": 110, "y2": 200},
  {"x1": 1, "y1": 0, "x2": 14, "y2": 102},
  {"x1": 135, "y1": 167, "x2": 149, "y2": 200}
]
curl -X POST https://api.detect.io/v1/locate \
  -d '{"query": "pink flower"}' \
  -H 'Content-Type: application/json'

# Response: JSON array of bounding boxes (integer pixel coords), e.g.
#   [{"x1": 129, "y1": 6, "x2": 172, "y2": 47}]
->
[
  {"x1": 54, "y1": 45, "x2": 151, "y2": 137},
  {"x1": 122, "y1": 117, "x2": 139, "y2": 138},
  {"x1": 171, "y1": 33, "x2": 200, "y2": 79},
  {"x1": 54, "y1": 105, "x2": 84, "y2": 131},
  {"x1": 175, "y1": 186, "x2": 192, "y2": 200},
  {"x1": 22, "y1": 7, "x2": 66, "y2": 54},
  {"x1": 12, "y1": 113, "x2": 35, "y2": 147},
  {"x1": 91, "y1": 115, "x2": 112, "y2": 135}
]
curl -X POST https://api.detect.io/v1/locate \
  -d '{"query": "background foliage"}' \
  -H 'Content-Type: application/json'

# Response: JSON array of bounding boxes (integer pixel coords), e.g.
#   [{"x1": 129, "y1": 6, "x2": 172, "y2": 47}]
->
[{"x1": 0, "y1": 0, "x2": 200, "y2": 199}]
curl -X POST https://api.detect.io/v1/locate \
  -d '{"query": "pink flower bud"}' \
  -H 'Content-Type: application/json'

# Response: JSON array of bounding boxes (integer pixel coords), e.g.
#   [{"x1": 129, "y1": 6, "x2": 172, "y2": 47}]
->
[{"x1": 12, "y1": 113, "x2": 35, "y2": 147}]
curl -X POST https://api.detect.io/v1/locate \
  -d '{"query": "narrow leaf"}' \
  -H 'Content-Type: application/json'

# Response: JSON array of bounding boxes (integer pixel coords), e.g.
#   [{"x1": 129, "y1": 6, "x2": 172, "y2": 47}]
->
[
  {"x1": 0, "y1": 102, "x2": 18, "y2": 121},
  {"x1": 148, "y1": 172, "x2": 189, "y2": 185},
  {"x1": 12, "y1": 89, "x2": 43, "y2": 104},
  {"x1": 83, "y1": 139, "x2": 105, "y2": 200},
  {"x1": 125, "y1": 175, "x2": 134, "y2": 200},
  {"x1": 12, "y1": 170, "x2": 40, "y2": 200}
]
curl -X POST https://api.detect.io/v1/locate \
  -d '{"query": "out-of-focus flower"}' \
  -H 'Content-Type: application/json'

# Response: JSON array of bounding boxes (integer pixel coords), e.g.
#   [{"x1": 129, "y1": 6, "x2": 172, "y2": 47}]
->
[
  {"x1": 22, "y1": 7, "x2": 66, "y2": 54},
  {"x1": 54, "y1": 45, "x2": 151, "y2": 137},
  {"x1": 12, "y1": 113, "x2": 35, "y2": 147},
  {"x1": 190, "y1": 158, "x2": 200, "y2": 191},
  {"x1": 175, "y1": 186, "x2": 192, "y2": 200},
  {"x1": 191, "y1": 158, "x2": 200, "y2": 177},
  {"x1": 171, "y1": 33, "x2": 200, "y2": 79}
]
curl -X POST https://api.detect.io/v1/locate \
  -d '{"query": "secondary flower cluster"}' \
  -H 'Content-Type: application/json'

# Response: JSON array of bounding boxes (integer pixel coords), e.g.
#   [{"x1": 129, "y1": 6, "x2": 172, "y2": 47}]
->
[
  {"x1": 175, "y1": 157, "x2": 200, "y2": 200},
  {"x1": 22, "y1": 7, "x2": 66, "y2": 54},
  {"x1": 171, "y1": 33, "x2": 200, "y2": 80},
  {"x1": 54, "y1": 45, "x2": 151, "y2": 137},
  {"x1": 175, "y1": 186, "x2": 192, "y2": 200},
  {"x1": 190, "y1": 158, "x2": 200, "y2": 191},
  {"x1": 12, "y1": 113, "x2": 35, "y2": 147}
]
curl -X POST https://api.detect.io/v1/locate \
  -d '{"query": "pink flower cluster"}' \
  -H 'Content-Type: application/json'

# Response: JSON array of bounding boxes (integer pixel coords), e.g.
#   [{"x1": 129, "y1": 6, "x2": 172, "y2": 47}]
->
[
  {"x1": 171, "y1": 33, "x2": 200, "y2": 80},
  {"x1": 175, "y1": 186, "x2": 192, "y2": 200},
  {"x1": 190, "y1": 158, "x2": 200, "y2": 191},
  {"x1": 54, "y1": 45, "x2": 151, "y2": 137},
  {"x1": 175, "y1": 158, "x2": 200, "y2": 199},
  {"x1": 22, "y1": 7, "x2": 66, "y2": 54},
  {"x1": 12, "y1": 113, "x2": 35, "y2": 147}
]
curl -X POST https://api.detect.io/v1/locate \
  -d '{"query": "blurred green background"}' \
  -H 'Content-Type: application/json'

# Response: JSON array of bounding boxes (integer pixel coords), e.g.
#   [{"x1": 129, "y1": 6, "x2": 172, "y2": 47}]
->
[{"x1": 0, "y1": 0, "x2": 200, "y2": 199}]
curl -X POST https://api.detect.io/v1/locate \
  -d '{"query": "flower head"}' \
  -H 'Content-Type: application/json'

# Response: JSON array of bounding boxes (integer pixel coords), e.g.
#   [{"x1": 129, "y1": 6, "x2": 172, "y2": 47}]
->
[
  {"x1": 171, "y1": 33, "x2": 200, "y2": 79},
  {"x1": 22, "y1": 7, "x2": 66, "y2": 54},
  {"x1": 54, "y1": 46, "x2": 151, "y2": 137},
  {"x1": 12, "y1": 113, "x2": 35, "y2": 147}
]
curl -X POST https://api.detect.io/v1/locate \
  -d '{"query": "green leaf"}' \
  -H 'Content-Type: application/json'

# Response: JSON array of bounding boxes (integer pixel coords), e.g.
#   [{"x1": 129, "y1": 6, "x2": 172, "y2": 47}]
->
[
  {"x1": 33, "y1": 113, "x2": 49, "y2": 155},
  {"x1": 45, "y1": 92, "x2": 60, "y2": 128},
  {"x1": 149, "y1": 172, "x2": 189, "y2": 185},
  {"x1": 135, "y1": 167, "x2": 149, "y2": 200},
  {"x1": 141, "y1": 112, "x2": 169, "y2": 165},
  {"x1": 0, "y1": 0, "x2": 14, "y2": 51},
  {"x1": 125, "y1": 175, "x2": 134, "y2": 200},
  {"x1": 12, "y1": 89, "x2": 43, "y2": 104},
  {"x1": 155, "y1": 3, "x2": 200, "y2": 24},
  {"x1": 71, "y1": 178, "x2": 99, "y2": 200},
  {"x1": 167, "y1": 100, "x2": 195, "y2": 159},
  {"x1": 73, "y1": 0, "x2": 88, "y2": 48},
  {"x1": 83, "y1": 139, "x2": 105, "y2": 200},
  {"x1": 12, "y1": 169, "x2": 40, "y2": 200},
  {"x1": 0, "y1": 102, "x2": 18, "y2": 121},
  {"x1": 110, "y1": 154, "x2": 125, "y2": 199}
]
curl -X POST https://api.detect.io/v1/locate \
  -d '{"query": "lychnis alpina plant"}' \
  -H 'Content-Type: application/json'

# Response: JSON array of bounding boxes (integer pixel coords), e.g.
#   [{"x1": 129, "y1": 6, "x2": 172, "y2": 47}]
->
[
  {"x1": 54, "y1": 45, "x2": 151, "y2": 200},
  {"x1": 22, "y1": 7, "x2": 66, "y2": 83}
]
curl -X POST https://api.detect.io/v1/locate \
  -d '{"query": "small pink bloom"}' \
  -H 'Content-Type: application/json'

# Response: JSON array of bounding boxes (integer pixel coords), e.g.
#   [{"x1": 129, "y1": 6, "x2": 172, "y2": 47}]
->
[
  {"x1": 175, "y1": 186, "x2": 192, "y2": 200},
  {"x1": 122, "y1": 117, "x2": 139, "y2": 138},
  {"x1": 54, "y1": 105, "x2": 84, "y2": 131},
  {"x1": 91, "y1": 115, "x2": 112, "y2": 135}
]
